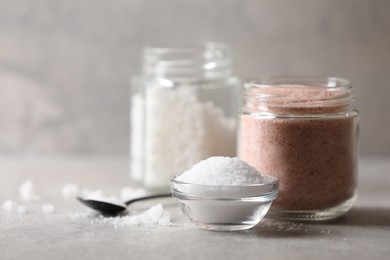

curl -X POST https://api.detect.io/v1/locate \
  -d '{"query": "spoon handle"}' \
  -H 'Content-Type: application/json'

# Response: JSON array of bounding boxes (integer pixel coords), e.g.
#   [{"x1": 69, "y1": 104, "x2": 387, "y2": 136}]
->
[{"x1": 124, "y1": 193, "x2": 172, "y2": 206}]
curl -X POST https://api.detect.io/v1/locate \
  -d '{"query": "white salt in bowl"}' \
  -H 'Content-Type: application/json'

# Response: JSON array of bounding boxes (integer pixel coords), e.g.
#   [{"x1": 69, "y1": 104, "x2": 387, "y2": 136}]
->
[{"x1": 171, "y1": 176, "x2": 279, "y2": 231}]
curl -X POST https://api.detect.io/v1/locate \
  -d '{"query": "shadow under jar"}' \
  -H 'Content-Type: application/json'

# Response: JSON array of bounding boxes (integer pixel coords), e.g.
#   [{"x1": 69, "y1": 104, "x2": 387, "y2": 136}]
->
[{"x1": 238, "y1": 77, "x2": 359, "y2": 221}]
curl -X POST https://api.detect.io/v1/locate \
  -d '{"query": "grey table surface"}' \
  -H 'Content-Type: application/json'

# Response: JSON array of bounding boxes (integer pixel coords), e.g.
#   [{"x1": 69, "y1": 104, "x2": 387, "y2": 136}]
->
[{"x1": 0, "y1": 157, "x2": 389, "y2": 260}]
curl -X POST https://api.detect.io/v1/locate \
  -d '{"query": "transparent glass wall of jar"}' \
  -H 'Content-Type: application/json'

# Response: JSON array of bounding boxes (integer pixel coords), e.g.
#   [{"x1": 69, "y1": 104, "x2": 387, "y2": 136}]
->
[
  {"x1": 130, "y1": 43, "x2": 240, "y2": 191},
  {"x1": 238, "y1": 77, "x2": 359, "y2": 220}
]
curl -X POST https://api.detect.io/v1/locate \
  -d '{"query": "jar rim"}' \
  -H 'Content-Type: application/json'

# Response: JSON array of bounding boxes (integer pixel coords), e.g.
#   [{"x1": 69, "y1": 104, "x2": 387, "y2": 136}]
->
[
  {"x1": 246, "y1": 76, "x2": 352, "y2": 88},
  {"x1": 242, "y1": 76, "x2": 355, "y2": 115},
  {"x1": 144, "y1": 42, "x2": 230, "y2": 55},
  {"x1": 142, "y1": 42, "x2": 232, "y2": 82}
]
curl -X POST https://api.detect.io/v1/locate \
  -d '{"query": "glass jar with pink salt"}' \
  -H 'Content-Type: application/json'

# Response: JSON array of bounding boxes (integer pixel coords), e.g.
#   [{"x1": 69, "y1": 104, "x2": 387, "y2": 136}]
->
[{"x1": 238, "y1": 77, "x2": 359, "y2": 220}]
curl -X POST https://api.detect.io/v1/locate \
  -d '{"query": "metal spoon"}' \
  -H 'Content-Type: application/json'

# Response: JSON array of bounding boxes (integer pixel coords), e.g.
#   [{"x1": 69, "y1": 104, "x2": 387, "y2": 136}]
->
[{"x1": 77, "y1": 193, "x2": 172, "y2": 215}]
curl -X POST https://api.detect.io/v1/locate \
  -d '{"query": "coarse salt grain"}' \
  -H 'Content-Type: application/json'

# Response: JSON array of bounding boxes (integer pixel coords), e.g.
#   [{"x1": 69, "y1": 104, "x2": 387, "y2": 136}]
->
[
  {"x1": 2, "y1": 200, "x2": 16, "y2": 211},
  {"x1": 2, "y1": 201, "x2": 28, "y2": 214},
  {"x1": 17, "y1": 205, "x2": 27, "y2": 214},
  {"x1": 69, "y1": 212, "x2": 92, "y2": 221},
  {"x1": 259, "y1": 219, "x2": 304, "y2": 232},
  {"x1": 62, "y1": 183, "x2": 80, "y2": 199},
  {"x1": 42, "y1": 204, "x2": 55, "y2": 214},
  {"x1": 5, "y1": 181, "x2": 170, "y2": 229},
  {"x1": 113, "y1": 204, "x2": 171, "y2": 228},
  {"x1": 69, "y1": 204, "x2": 171, "y2": 229},
  {"x1": 19, "y1": 180, "x2": 40, "y2": 201},
  {"x1": 175, "y1": 156, "x2": 267, "y2": 186}
]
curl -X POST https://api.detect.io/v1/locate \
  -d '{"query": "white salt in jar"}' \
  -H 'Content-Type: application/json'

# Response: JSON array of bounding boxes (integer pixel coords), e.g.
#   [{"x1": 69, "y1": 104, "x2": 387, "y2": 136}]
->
[
  {"x1": 131, "y1": 43, "x2": 240, "y2": 190},
  {"x1": 238, "y1": 77, "x2": 359, "y2": 220}
]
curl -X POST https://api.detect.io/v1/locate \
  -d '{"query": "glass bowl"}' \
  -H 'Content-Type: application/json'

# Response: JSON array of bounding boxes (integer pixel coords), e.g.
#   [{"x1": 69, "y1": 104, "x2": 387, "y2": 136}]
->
[{"x1": 171, "y1": 176, "x2": 279, "y2": 231}]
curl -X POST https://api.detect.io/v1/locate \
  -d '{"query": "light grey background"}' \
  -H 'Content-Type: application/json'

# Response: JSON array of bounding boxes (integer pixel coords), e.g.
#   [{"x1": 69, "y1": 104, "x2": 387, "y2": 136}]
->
[{"x1": 0, "y1": 0, "x2": 389, "y2": 156}]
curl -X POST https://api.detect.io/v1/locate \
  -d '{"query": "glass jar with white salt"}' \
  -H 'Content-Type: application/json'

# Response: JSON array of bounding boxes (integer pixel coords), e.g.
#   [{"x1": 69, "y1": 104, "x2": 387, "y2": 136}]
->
[{"x1": 130, "y1": 43, "x2": 240, "y2": 190}]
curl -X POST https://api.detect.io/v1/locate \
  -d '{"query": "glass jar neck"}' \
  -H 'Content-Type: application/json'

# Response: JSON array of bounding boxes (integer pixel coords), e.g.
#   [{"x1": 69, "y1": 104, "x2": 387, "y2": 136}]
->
[
  {"x1": 242, "y1": 77, "x2": 355, "y2": 116},
  {"x1": 142, "y1": 43, "x2": 232, "y2": 85}
]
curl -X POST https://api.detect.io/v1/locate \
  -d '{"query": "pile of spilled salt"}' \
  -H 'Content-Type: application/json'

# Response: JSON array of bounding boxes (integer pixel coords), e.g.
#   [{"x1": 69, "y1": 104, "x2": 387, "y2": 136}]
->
[
  {"x1": 70, "y1": 204, "x2": 171, "y2": 229},
  {"x1": 69, "y1": 187, "x2": 170, "y2": 228},
  {"x1": 175, "y1": 156, "x2": 266, "y2": 185},
  {"x1": 2, "y1": 180, "x2": 171, "y2": 227}
]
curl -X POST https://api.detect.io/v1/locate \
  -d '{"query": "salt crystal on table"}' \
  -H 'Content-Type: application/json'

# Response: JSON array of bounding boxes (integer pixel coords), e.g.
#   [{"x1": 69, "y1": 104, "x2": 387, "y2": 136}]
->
[
  {"x1": 122, "y1": 216, "x2": 140, "y2": 226},
  {"x1": 2, "y1": 200, "x2": 16, "y2": 212},
  {"x1": 122, "y1": 204, "x2": 171, "y2": 227},
  {"x1": 70, "y1": 204, "x2": 171, "y2": 229},
  {"x1": 19, "y1": 180, "x2": 40, "y2": 201},
  {"x1": 158, "y1": 214, "x2": 171, "y2": 226},
  {"x1": 68, "y1": 212, "x2": 93, "y2": 221},
  {"x1": 141, "y1": 204, "x2": 164, "y2": 224},
  {"x1": 42, "y1": 204, "x2": 55, "y2": 214},
  {"x1": 2, "y1": 200, "x2": 28, "y2": 214},
  {"x1": 62, "y1": 183, "x2": 80, "y2": 199},
  {"x1": 17, "y1": 205, "x2": 27, "y2": 214}
]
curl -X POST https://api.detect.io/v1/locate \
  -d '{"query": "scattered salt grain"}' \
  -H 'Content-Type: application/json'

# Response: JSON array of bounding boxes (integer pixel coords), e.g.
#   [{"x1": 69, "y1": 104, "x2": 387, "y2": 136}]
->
[
  {"x1": 62, "y1": 183, "x2": 80, "y2": 199},
  {"x1": 175, "y1": 156, "x2": 267, "y2": 185},
  {"x1": 259, "y1": 219, "x2": 305, "y2": 233},
  {"x1": 69, "y1": 204, "x2": 171, "y2": 229},
  {"x1": 19, "y1": 180, "x2": 40, "y2": 201},
  {"x1": 69, "y1": 212, "x2": 93, "y2": 221},
  {"x1": 2, "y1": 200, "x2": 16, "y2": 212},
  {"x1": 2, "y1": 200, "x2": 28, "y2": 214},
  {"x1": 112, "y1": 204, "x2": 171, "y2": 228},
  {"x1": 17, "y1": 205, "x2": 27, "y2": 214},
  {"x1": 42, "y1": 204, "x2": 55, "y2": 214}
]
